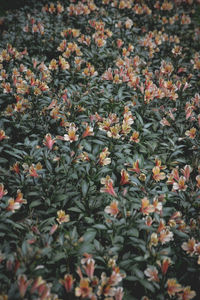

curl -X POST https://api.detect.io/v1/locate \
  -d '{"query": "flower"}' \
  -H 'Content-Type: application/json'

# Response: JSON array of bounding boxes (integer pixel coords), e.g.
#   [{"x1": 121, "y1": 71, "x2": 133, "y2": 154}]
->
[
  {"x1": 75, "y1": 278, "x2": 92, "y2": 298},
  {"x1": 178, "y1": 286, "x2": 196, "y2": 300},
  {"x1": 181, "y1": 165, "x2": 192, "y2": 182},
  {"x1": 15, "y1": 190, "x2": 27, "y2": 204},
  {"x1": 129, "y1": 131, "x2": 140, "y2": 143},
  {"x1": 100, "y1": 176, "x2": 117, "y2": 197},
  {"x1": 173, "y1": 176, "x2": 187, "y2": 191},
  {"x1": 160, "y1": 257, "x2": 171, "y2": 275},
  {"x1": 43, "y1": 133, "x2": 56, "y2": 150},
  {"x1": 128, "y1": 159, "x2": 140, "y2": 174},
  {"x1": 60, "y1": 274, "x2": 74, "y2": 292},
  {"x1": 152, "y1": 166, "x2": 166, "y2": 181},
  {"x1": 64, "y1": 124, "x2": 79, "y2": 142},
  {"x1": 10, "y1": 162, "x2": 20, "y2": 174},
  {"x1": 144, "y1": 266, "x2": 159, "y2": 282},
  {"x1": 99, "y1": 148, "x2": 111, "y2": 166},
  {"x1": 18, "y1": 275, "x2": 32, "y2": 298},
  {"x1": 185, "y1": 127, "x2": 196, "y2": 139},
  {"x1": 141, "y1": 197, "x2": 154, "y2": 215},
  {"x1": 82, "y1": 124, "x2": 94, "y2": 138},
  {"x1": 105, "y1": 201, "x2": 119, "y2": 217},
  {"x1": 150, "y1": 233, "x2": 158, "y2": 247},
  {"x1": 56, "y1": 210, "x2": 70, "y2": 224},
  {"x1": 159, "y1": 229, "x2": 173, "y2": 244},
  {"x1": 120, "y1": 169, "x2": 130, "y2": 185},
  {"x1": 0, "y1": 129, "x2": 9, "y2": 141},
  {"x1": 6, "y1": 198, "x2": 21, "y2": 212},
  {"x1": 182, "y1": 238, "x2": 196, "y2": 256},
  {"x1": 114, "y1": 287, "x2": 124, "y2": 300},
  {"x1": 167, "y1": 279, "x2": 182, "y2": 297},
  {"x1": 0, "y1": 183, "x2": 8, "y2": 200}
]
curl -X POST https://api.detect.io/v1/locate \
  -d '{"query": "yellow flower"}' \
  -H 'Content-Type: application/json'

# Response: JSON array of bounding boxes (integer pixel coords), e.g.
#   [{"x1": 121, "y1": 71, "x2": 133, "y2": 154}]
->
[{"x1": 56, "y1": 210, "x2": 70, "y2": 224}]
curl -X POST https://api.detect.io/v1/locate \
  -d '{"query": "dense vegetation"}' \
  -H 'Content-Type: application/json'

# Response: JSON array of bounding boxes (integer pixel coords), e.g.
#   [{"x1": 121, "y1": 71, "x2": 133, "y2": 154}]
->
[{"x1": 0, "y1": 0, "x2": 200, "y2": 299}]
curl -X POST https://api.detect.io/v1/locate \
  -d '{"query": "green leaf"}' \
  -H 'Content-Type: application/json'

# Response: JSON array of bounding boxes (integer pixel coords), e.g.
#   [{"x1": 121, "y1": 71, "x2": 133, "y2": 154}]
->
[{"x1": 82, "y1": 180, "x2": 89, "y2": 197}]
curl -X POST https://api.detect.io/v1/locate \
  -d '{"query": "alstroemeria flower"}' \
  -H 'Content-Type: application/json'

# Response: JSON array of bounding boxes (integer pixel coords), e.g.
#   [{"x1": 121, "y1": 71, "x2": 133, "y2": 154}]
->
[
  {"x1": 100, "y1": 176, "x2": 117, "y2": 197},
  {"x1": 128, "y1": 159, "x2": 140, "y2": 174},
  {"x1": 60, "y1": 274, "x2": 74, "y2": 293},
  {"x1": 140, "y1": 197, "x2": 155, "y2": 215},
  {"x1": 129, "y1": 131, "x2": 140, "y2": 143},
  {"x1": 64, "y1": 124, "x2": 79, "y2": 142},
  {"x1": 173, "y1": 176, "x2": 187, "y2": 191},
  {"x1": 185, "y1": 127, "x2": 196, "y2": 139},
  {"x1": 0, "y1": 129, "x2": 9, "y2": 141},
  {"x1": 167, "y1": 279, "x2": 182, "y2": 297},
  {"x1": 75, "y1": 278, "x2": 92, "y2": 298},
  {"x1": 105, "y1": 200, "x2": 119, "y2": 217},
  {"x1": 43, "y1": 133, "x2": 56, "y2": 150},
  {"x1": 0, "y1": 183, "x2": 8, "y2": 200},
  {"x1": 56, "y1": 210, "x2": 70, "y2": 224},
  {"x1": 144, "y1": 267, "x2": 159, "y2": 282},
  {"x1": 152, "y1": 166, "x2": 166, "y2": 181},
  {"x1": 120, "y1": 169, "x2": 130, "y2": 185}
]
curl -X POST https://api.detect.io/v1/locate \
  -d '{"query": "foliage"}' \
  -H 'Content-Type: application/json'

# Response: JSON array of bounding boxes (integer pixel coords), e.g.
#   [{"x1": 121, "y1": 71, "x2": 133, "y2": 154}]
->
[{"x1": 0, "y1": 0, "x2": 200, "y2": 299}]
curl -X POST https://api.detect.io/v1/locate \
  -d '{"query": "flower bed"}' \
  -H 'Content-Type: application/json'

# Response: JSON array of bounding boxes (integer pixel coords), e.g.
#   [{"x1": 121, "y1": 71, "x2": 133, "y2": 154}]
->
[{"x1": 0, "y1": 0, "x2": 200, "y2": 299}]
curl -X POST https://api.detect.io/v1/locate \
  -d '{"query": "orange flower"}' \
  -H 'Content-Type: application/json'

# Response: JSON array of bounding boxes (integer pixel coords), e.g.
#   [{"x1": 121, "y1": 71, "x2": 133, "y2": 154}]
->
[
  {"x1": 130, "y1": 131, "x2": 140, "y2": 143},
  {"x1": 155, "y1": 157, "x2": 166, "y2": 170},
  {"x1": 75, "y1": 278, "x2": 92, "y2": 298},
  {"x1": 105, "y1": 200, "x2": 119, "y2": 217},
  {"x1": 100, "y1": 176, "x2": 117, "y2": 197},
  {"x1": 60, "y1": 274, "x2": 74, "y2": 293},
  {"x1": 167, "y1": 279, "x2": 182, "y2": 297},
  {"x1": 161, "y1": 257, "x2": 171, "y2": 275},
  {"x1": 10, "y1": 162, "x2": 20, "y2": 174},
  {"x1": 173, "y1": 176, "x2": 187, "y2": 191},
  {"x1": 178, "y1": 286, "x2": 196, "y2": 300},
  {"x1": 28, "y1": 163, "x2": 42, "y2": 177},
  {"x1": 82, "y1": 123, "x2": 94, "y2": 138},
  {"x1": 120, "y1": 169, "x2": 130, "y2": 185},
  {"x1": 185, "y1": 127, "x2": 196, "y2": 139},
  {"x1": 140, "y1": 197, "x2": 155, "y2": 215},
  {"x1": 7, "y1": 198, "x2": 21, "y2": 212},
  {"x1": 152, "y1": 166, "x2": 166, "y2": 181},
  {"x1": 182, "y1": 238, "x2": 196, "y2": 256},
  {"x1": 56, "y1": 210, "x2": 70, "y2": 224},
  {"x1": 0, "y1": 129, "x2": 9, "y2": 141},
  {"x1": 15, "y1": 190, "x2": 27, "y2": 204},
  {"x1": 0, "y1": 183, "x2": 8, "y2": 200},
  {"x1": 144, "y1": 267, "x2": 159, "y2": 282}
]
